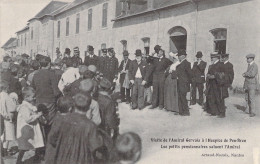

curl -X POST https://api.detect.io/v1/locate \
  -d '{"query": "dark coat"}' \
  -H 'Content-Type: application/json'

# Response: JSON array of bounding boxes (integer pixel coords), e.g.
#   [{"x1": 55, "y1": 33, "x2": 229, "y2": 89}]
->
[
  {"x1": 192, "y1": 60, "x2": 207, "y2": 83},
  {"x1": 84, "y1": 55, "x2": 99, "y2": 67},
  {"x1": 118, "y1": 59, "x2": 131, "y2": 86},
  {"x1": 98, "y1": 56, "x2": 108, "y2": 74},
  {"x1": 144, "y1": 63, "x2": 154, "y2": 88},
  {"x1": 176, "y1": 59, "x2": 192, "y2": 93},
  {"x1": 71, "y1": 56, "x2": 82, "y2": 67},
  {"x1": 221, "y1": 61, "x2": 234, "y2": 98},
  {"x1": 128, "y1": 60, "x2": 147, "y2": 81},
  {"x1": 97, "y1": 93, "x2": 119, "y2": 133},
  {"x1": 104, "y1": 57, "x2": 119, "y2": 82}
]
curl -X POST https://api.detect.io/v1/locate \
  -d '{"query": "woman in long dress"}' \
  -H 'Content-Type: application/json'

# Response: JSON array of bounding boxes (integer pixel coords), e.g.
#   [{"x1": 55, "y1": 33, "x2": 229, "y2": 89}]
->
[{"x1": 164, "y1": 53, "x2": 180, "y2": 113}]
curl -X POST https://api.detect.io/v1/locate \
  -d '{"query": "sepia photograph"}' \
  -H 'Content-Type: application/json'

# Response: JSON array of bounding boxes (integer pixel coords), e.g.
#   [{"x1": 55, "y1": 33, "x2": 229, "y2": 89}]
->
[{"x1": 0, "y1": 0, "x2": 260, "y2": 163}]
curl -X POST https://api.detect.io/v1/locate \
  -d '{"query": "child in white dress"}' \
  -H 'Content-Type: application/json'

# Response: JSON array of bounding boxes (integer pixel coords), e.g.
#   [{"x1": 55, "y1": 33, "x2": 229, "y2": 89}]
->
[
  {"x1": 0, "y1": 81, "x2": 17, "y2": 157},
  {"x1": 16, "y1": 87, "x2": 44, "y2": 163}
]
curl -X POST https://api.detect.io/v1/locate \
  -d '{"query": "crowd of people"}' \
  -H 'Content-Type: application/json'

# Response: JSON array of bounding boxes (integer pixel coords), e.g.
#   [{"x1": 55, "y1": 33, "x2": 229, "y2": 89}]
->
[{"x1": 0, "y1": 43, "x2": 258, "y2": 163}]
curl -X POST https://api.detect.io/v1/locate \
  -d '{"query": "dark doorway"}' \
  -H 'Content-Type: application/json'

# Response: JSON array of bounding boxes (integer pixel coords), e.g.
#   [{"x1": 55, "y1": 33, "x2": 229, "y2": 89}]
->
[{"x1": 168, "y1": 26, "x2": 187, "y2": 53}]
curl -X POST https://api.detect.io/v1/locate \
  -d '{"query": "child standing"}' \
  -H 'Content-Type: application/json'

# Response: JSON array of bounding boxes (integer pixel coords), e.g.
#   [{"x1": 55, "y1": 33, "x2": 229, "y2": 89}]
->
[
  {"x1": 0, "y1": 81, "x2": 17, "y2": 157},
  {"x1": 16, "y1": 87, "x2": 44, "y2": 164}
]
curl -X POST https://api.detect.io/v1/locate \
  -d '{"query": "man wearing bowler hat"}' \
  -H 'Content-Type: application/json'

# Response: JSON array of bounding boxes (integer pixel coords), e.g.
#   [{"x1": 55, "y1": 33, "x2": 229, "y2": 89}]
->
[
  {"x1": 128, "y1": 49, "x2": 148, "y2": 110},
  {"x1": 84, "y1": 45, "x2": 99, "y2": 67},
  {"x1": 176, "y1": 49, "x2": 192, "y2": 116},
  {"x1": 243, "y1": 54, "x2": 259, "y2": 117},
  {"x1": 191, "y1": 51, "x2": 207, "y2": 105},
  {"x1": 118, "y1": 50, "x2": 132, "y2": 103}
]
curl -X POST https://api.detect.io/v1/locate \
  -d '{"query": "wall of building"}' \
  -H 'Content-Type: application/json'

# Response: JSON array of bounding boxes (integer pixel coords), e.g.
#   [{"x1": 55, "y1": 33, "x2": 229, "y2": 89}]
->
[
  {"x1": 16, "y1": 30, "x2": 30, "y2": 55},
  {"x1": 53, "y1": 0, "x2": 115, "y2": 60}
]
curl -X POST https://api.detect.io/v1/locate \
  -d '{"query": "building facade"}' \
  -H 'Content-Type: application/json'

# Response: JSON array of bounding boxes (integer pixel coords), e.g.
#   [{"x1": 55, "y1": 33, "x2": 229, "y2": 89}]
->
[{"x1": 4, "y1": 0, "x2": 260, "y2": 87}]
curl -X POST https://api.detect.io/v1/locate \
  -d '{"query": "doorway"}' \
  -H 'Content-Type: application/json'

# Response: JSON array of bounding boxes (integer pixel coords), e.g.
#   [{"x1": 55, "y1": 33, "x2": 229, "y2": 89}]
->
[{"x1": 168, "y1": 26, "x2": 187, "y2": 53}]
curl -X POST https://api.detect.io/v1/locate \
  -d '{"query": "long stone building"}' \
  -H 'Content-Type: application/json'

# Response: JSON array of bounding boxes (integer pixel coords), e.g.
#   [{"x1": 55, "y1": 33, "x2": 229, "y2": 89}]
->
[{"x1": 3, "y1": 0, "x2": 260, "y2": 87}]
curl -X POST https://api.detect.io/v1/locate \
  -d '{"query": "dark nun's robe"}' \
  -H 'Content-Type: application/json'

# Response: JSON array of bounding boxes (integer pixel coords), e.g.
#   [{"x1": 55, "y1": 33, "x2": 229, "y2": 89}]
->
[{"x1": 205, "y1": 61, "x2": 226, "y2": 115}]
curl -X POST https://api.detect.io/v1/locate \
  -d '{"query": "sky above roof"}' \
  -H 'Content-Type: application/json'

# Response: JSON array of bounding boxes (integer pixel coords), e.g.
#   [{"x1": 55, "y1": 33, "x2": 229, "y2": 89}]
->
[{"x1": 0, "y1": 0, "x2": 73, "y2": 56}]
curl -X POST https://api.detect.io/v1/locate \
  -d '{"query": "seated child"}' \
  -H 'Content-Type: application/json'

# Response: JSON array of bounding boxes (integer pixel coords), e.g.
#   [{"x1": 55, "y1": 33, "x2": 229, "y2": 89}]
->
[{"x1": 16, "y1": 87, "x2": 44, "y2": 164}]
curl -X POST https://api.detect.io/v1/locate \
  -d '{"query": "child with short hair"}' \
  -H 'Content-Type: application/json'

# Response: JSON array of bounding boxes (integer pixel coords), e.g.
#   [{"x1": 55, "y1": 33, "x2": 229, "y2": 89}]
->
[
  {"x1": 56, "y1": 96, "x2": 74, "y2": 114},
  {"x1": 0, "y1": 81, "x2": 17, "y2": 157},
  {"x1": 111, "y1": 132, "x2": 142, "y2": 164},
  {"x1": 16, "y1": 87, "x2": 44, "y2": 164}
]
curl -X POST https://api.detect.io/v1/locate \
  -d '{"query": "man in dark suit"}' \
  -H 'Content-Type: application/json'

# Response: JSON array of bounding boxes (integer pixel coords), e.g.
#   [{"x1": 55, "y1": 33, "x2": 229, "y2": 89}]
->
[
  {"x1": 150, "y1": 48, "x2": 172, "y2": 110},
  {"x1": 221, "y1": 53, "x2": 234, "y2": 100},
  {"x1": 71, "y1": 47, "x2": 83, "y2": 67},
  {"x1": 104, "y1": 48, "x2": 119, "y2": 83},
  {"x1": 84, "y1": 45, "x2": 99, "y2": 67},
  {"x1": 176, "y1": 50, "x2": 192, "y2": 116},
  {"x1": 128, "y1": 49, "x2": 147, "y2": 110},
  {"x1": 98, "y1": 48, "x2": 108, "y2": 75},
  {"x1": 118, "y1": 50, "x2": 132, "y2": 103},
  {"x1": 191, "y1": 51, "x2": 207, "y2": 105}
]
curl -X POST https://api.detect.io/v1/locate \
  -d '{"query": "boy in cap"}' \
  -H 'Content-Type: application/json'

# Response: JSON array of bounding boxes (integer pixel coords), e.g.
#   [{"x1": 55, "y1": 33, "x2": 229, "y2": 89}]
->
[
  {"x1": 205, "y1": 53, "x2": 226, "y2": 118},
  {"x1": 243, "y1": 54, "x2": 259, "y2": 117},
  {"x1": 118, "y1": 50, "x2": 131, "y2": 103},
  {"x1": 191, "y1": 51, "x2": 207, "y2": 105},
  {"x1": 128, "y1": 49, "x2": 147, "y2": 110},
  {"x1": 98, "y1": 78, "x2": 120, "y2": 141},
  {"x1": 84, "y1": 45, "x2": 99, "y2": 67}
]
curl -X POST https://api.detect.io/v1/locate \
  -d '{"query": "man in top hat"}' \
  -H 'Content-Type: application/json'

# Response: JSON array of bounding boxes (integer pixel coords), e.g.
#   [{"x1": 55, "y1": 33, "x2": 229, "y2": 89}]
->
[
  {"x1": 221, "y1": 53, "x2": 234, "y2": 100},
  {"x1": 98, "y1": 48, "x2": 108, "y2": 75},
  {"x1": 118, "y1": 50, "x2": 132, "y2": 103},
  {"x1": 84, "y1": 45, "x2": 99, "y2": 67},
  {"x1": 150, "y1": 48, "x2": 173, "y2": 110},
  {"x1": 175, "y1": 49, "x2": 192, "y2": 116},
  {"x1": 104, "y1": 48, "x2": 119, "y2": 83},
  {"x1": 71, "y1": 47, "x2": 82, "y2": 67},
  {"x1": 191, "y1": 51, "x2": 207, "y2": 105},
  {"x1": 205, "y1": 53, "x2": 226, "y2": 118},
  {"x1": 129, "y1": 49, "x2": 148, "y2": 110},
  {"x1": 243, "y1": 54, "x2": 259, "y2": 117}
]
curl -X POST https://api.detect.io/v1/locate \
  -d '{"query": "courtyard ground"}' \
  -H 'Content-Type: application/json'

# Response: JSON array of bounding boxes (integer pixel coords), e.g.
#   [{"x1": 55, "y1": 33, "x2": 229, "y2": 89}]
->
[{"x1": 3, "y1": 94, "x2": 260, "y2": 164}]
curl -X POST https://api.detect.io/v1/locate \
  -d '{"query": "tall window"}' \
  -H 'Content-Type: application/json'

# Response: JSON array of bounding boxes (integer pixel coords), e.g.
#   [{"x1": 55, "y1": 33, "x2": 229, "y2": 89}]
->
[
  {"x1": 31, "y1": 27, "x2": 33, "y2": 40},
  {"x1": 57, "y1": 21, "x2": 60, "y2": 38},
  {"x1": 76, "y1": 13, "x2": 80, "y2": 34},
  {"x1": 66, "y1": 17, "x2": 70, "y2": 36},
  {"x1": 210, "y1": 28, "x2": 227, "y2": 54},
  {"x1": 25, "y1": 33, "x2": 26, "y2": 46},
  {"x1": 88, "y1": 9, "x2": 92, "y2": 31},
  {"x1": 121, "y1": 40, "x2": 127, "y2": 51},
  {"x1": 142, "y1": 37, "x2": 150, "y2": 55},
  {"x1": 21, "y1": 35, "x2": 23, "y2": 46},
  {"x1": 102, "y1": 3, "x2": 108, "y2": 27}
]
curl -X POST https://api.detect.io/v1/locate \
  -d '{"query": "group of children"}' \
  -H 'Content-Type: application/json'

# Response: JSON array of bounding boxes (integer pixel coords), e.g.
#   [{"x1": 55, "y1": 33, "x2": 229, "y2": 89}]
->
[{"x1": 0, "y1": 53, "x2": 142, "y2": 164}]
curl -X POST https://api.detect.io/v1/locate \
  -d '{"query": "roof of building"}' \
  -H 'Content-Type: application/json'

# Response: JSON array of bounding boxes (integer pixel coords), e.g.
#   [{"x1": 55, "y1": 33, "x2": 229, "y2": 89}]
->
[
  {"x1": 6, "y1": 39, "x2": 17, "y2": 49},
  {"x1": 54, "y1": 0, "x2": 91, "y2": 16},
  {"x1": 28, "y1": 1, "x2": 68, "y2": 21},
  {"x1": 16, "y1": 25, "x2": 29, "y2": 34},
  {"x1": 1, "y1": 38, "x2": 17, "y2": 49}
]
